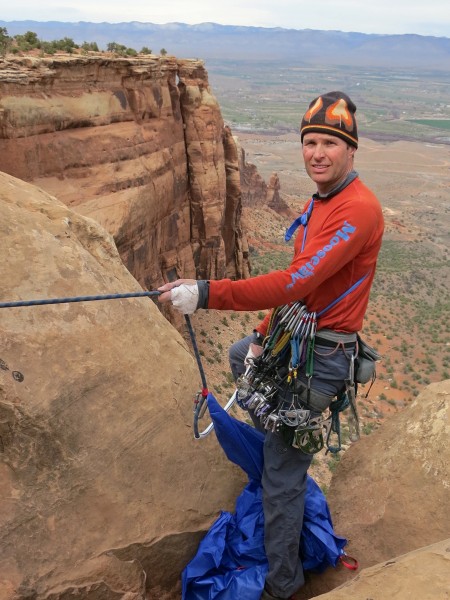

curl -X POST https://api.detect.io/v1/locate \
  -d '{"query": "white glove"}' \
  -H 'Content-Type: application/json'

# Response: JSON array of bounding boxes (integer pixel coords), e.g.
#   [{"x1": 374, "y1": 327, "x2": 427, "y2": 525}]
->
[
  {"x1": 244, "y1": 343, "x2": 264, "y2": 366},
  {"x1": 170, "y1": 283, "x2": 199, "y2": 315}
]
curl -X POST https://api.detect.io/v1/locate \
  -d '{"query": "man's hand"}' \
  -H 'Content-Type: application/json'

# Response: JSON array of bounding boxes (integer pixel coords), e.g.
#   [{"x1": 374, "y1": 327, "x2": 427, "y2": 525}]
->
[
  {"x1": 157, "y1": 279, "x2": 199, "y2": 314},
  {"x1": 244, "y1": 343, "x2": 264, "y2": 366}
]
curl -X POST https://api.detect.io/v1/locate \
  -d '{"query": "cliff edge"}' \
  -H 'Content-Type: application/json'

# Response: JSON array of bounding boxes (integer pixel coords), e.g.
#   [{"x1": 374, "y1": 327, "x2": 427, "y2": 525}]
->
[{"x1": 0, "y1": 55, "x2": 250, "y2": 290}]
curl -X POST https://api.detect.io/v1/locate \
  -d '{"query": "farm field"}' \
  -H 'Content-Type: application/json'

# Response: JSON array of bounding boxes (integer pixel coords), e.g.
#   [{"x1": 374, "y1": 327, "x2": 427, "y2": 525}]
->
[{"x1": 207, "y1": 61, "x2": 450, "y2": 144}]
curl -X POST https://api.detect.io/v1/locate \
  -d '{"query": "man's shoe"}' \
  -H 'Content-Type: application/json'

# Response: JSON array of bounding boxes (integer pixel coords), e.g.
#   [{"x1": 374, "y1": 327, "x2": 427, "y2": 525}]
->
[
  {"x1": 260, "y1": 586, "x2": 294, "y2": 600},
  {"x1": 260, "y1": 590, "x2": 279, "y2": 600}
]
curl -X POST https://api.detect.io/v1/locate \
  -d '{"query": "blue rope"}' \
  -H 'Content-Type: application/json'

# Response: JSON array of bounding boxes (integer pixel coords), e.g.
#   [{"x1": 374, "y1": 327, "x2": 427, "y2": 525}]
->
[{"x1": 0, "y1": 291, "x2": 161, "y2": 308}]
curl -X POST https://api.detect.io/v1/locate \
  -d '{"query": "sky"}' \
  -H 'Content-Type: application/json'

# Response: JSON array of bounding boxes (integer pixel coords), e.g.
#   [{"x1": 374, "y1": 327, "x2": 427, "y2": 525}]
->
[{"x1": 2, "y1": 0, "x2": 450, "y2": 38}]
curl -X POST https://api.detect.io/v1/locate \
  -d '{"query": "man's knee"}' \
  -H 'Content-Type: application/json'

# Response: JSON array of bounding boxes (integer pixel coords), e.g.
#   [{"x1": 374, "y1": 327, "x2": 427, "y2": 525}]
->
[{"x1": 228, "y1": 335, "x2": 252, "y2": 381}]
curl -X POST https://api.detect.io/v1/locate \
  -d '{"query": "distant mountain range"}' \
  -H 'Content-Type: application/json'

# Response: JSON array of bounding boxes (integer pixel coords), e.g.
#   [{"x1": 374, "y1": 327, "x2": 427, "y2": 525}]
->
[{"x1": 2, "y1": 20, "x2": 450, "y2": 70}]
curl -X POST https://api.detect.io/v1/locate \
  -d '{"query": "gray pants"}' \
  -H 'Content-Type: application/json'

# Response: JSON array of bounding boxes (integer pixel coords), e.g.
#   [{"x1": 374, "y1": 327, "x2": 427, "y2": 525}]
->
[{"x1": 229, "y1": 334, "x2": 352, "y2": 598}]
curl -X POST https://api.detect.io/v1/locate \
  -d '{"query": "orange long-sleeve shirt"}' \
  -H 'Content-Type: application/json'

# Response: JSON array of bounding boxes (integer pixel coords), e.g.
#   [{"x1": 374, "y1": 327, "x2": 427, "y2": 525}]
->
[{"x1": 208, "y1": 177, "x2": 384, "y2": 334}]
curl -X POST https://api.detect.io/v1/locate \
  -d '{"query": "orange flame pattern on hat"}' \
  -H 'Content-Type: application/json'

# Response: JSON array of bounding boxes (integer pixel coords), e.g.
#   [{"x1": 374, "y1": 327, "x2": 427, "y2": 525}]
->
[
  {"x1": 304, "y1": 97, "x2": 323, "y2": 122},
  {"x1": 326, "y1": 99, "x2": 353, "y2": 130}
]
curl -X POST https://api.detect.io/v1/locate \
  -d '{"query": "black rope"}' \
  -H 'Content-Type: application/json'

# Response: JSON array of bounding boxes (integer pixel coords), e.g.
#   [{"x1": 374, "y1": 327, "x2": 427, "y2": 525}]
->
[
  {"x1": 184, "y1": 314, "x2": 209, "y2": 439},
  {"x1": 184, "y1": 315, "x2": 208, "y2": 391},
  {"x1": 0, "y1": 291, "x2": 161, "y2": 309}
]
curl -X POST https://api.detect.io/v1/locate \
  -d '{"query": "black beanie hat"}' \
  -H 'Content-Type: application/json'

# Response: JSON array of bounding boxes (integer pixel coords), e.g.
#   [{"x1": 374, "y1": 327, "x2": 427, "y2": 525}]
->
[{"x1": 300, "y1": 91, "x2": 358, "y2": 148}]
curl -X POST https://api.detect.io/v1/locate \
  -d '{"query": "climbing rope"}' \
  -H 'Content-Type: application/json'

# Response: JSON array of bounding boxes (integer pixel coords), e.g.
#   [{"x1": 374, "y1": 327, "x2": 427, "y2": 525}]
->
[
  {"x1": 0, "y1": 291, "x2": 161, "y2": 308},
  {"x1": 184, "y1": 314, "x2": 210, "y2": 439}
]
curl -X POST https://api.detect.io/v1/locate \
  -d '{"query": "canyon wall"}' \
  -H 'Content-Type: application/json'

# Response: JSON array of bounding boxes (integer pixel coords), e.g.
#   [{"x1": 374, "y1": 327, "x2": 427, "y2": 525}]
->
[{"x1": 0, "y1": 55, "x2": 250, "y2": 290}]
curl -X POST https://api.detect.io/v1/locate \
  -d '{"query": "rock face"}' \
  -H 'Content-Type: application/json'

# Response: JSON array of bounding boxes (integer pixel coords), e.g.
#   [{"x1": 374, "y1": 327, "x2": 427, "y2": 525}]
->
[
  {"x1": 266, "y1": 172, "x2": 291, "y2": 216},
  {"x1": 310, "y1": 538, "x2": 450, "y2": 600},
  {"x1": 299, "y1": 379, "x2": 450, "y2": 599},
  {"x1": 0, "y1": 55, "x2": 250, "y2": 290},
  {"x1": 239, "y1": 144, "x2": 268, "y2": 207},
  {"x1": 222, "y1": 127, "x2": 250, "y2": 278},
  {"x1": 0, "y1": 172, "x2": 246, "y2": 599},
  {"x1": 238, "y1": 144, "x2": 291, "y2": 216}
]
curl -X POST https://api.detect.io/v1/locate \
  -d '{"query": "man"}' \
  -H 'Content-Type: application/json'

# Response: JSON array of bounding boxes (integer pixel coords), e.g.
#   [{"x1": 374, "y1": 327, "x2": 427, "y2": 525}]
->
[{"x1": 158, "y1": 91, "x2": 384, "y2": 600}]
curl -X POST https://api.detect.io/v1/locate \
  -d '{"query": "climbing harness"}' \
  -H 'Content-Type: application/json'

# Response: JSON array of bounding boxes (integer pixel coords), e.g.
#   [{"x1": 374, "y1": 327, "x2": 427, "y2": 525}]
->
[{"x1": 234, "y1": 283, "x2": 384, "y2": 455}]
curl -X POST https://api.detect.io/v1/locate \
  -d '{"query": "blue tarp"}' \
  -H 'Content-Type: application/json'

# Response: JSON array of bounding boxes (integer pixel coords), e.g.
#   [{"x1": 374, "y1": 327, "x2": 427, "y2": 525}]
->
[{"x1": 182, "y1": 393, "x2": 347, "y2": 599}]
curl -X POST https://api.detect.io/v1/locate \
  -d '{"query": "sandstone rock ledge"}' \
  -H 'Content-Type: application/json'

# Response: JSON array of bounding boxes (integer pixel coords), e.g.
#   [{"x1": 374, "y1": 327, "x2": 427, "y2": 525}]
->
[
  {"x1": 0, "y1": 172, "x2": 246, "y2": 599},
  {"x1": 312, "y1": 538, "x2": 450, "y2": 600}
]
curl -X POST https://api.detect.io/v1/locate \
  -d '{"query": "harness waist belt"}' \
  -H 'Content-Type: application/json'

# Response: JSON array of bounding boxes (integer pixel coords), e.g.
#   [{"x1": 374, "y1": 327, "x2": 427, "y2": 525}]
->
[
  {"x1": 315, "y1": 328, "x2": 357, "y2": 349},
  {"x1": 315, "y1": 337, "x2": 355, "y2": 349}
]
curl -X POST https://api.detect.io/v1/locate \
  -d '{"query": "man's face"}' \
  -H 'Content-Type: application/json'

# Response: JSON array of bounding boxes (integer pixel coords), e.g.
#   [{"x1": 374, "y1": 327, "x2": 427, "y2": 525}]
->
[{"x1": 302, "y1": 132, "x2": 356, "y2": 195}]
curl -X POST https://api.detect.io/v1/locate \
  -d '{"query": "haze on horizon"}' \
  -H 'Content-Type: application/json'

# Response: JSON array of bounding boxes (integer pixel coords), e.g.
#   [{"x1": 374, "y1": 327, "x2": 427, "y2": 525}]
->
[{"x1": 3, "y1": 0, "x2": 450, "y2": 38}]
